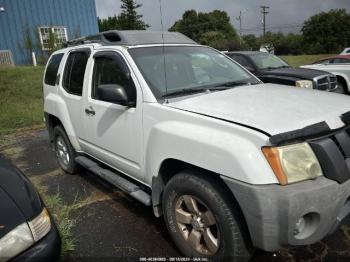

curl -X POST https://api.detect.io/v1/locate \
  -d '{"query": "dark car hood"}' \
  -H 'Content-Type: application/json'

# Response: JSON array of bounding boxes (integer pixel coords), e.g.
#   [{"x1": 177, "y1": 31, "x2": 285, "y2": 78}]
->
[
  {"x1": 0, "y1": 158, "x2": 43, "y2": 222},
  {"x1": 261, "y1": 67, "x2": 330, "y2": 79},
  {"x1": 0, "y1": 187, "x2": 26, "y2": 238}
]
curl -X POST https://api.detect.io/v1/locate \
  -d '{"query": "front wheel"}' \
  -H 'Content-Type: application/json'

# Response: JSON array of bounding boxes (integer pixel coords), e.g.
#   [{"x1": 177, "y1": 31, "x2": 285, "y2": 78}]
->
[
  {"x1": 335, "y1": 81, "x2": 346, "y2": 94},
  {"x1": 162, "y1": 171, "x2": 252, "y2": 261}
]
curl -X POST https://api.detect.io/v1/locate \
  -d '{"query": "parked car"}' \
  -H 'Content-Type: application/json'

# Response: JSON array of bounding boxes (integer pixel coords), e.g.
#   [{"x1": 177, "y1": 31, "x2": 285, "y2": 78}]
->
[
  {"x1": 44, "y1": 30, "x2": 350, "y2": 261},
  {"x1": 301, "y1": 55, "x2": 350, "y2": 94},
  {"x1": 225, "y1": 51, "x2": 340, "y2": 93},
  {"x1": 0, "y1": 158, "x2": 61, "y2": 261},
  {"x1": 340, "y1": 48, "x2": 350, "y2": 55}
]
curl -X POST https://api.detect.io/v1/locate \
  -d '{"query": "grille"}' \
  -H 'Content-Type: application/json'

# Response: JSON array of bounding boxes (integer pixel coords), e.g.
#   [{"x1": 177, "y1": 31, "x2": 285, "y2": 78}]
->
[
  {"x1": 309, "y1": 127, "x2": 350, "y2": 183},
  {"x1": 316, "y1": 75, "x2": 337, "y2": 91}
]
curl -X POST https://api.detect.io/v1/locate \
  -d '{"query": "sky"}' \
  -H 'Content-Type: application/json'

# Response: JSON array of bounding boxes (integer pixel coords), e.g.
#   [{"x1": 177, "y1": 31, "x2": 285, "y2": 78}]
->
[{"x1": 95, "y1": 0, "x2": 350, "y2": 35}]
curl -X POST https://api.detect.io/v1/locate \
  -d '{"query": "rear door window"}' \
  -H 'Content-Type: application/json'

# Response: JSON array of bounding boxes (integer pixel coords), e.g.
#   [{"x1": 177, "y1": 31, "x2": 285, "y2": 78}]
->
[
  {"x1": 63, "y1": 50, "x2": 90, "y2": 96},
  {"x1": 45, "y1": 53, "x2": 64, "y2": 86}
]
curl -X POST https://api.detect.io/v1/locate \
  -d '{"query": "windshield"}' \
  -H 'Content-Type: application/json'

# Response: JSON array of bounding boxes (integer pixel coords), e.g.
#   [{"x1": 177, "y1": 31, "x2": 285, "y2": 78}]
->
[
  {"x1": 250, "y1": 53, "x2": 290, "y2": 70},
  {"x1": 128, "y1": 46, "x2": 259, "y2": 99}
]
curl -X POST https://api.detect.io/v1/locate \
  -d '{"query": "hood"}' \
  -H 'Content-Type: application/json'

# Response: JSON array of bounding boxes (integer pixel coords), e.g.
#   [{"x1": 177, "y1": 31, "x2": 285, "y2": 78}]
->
[
  {"x1": 167, "y1": 84, "x2": 350, "y2": 136},
  {"x1": 0, "y1": 187, "x2": 26, "y2": 238},
  {"x1": 261, "y1": 67, "x2": 330, "y2": 79},
  {"x1": 0, "y1": 158, "x2": 43, "y2": 221}
]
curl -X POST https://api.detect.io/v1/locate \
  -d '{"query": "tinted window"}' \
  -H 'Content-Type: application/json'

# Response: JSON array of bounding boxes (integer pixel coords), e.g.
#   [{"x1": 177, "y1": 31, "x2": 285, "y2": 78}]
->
[
  {"x1": 315, "y1": 59, "x2": 332, "y2": 65},
  {"x1": 92, "y1": 55, "x2": 136, "y2": 103},
  {"x1": 333, "y1": 58, "x2": 350, "y2": 64},
  {"x1": 229, "y1": 54, "x2": 253, "y2": 69},
  {"x1": 249, "y1": 53, "x2": 289, "y2": 70},
  {"x1": 63, "y1": 51, "x2": 90, "y2": 96},
  {"x1": 45, "y1": 53, "x2": 64, "y2": 86}
]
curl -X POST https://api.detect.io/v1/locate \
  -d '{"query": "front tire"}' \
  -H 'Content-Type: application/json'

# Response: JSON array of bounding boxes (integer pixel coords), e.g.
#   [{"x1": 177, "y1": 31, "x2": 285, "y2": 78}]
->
[
  {"x1": 335, "y1": 81, "x2": 346, "y2": 94},
  {"x1": 162, "y1": 170, "x2": 252, "y2": 261},
  {"x1": 53, "y1": 125, "x2": 81, "y2": 174}
]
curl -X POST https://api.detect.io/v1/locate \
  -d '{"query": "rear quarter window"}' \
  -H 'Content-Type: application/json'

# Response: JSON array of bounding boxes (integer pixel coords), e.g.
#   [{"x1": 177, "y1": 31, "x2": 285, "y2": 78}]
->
[
  {"x1": 45, "y1": 53, "x2": 64, "y2": 86},
  {"x1": 63, "y1": 50, "x2": 90, "y2": 96}
]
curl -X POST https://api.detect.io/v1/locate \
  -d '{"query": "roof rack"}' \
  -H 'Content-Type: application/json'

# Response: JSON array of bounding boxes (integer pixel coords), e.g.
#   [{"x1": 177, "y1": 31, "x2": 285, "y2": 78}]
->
[{"x1": 64, "y1": 30, "x2": 197, "y2": 47}]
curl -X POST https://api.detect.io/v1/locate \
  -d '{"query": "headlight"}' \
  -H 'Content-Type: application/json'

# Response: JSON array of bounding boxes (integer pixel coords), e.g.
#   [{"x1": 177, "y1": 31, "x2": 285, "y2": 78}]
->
[
  {"x1": 0, "y1": 223, "x2": 34, "y2": 260},
  {"x1": 262, "y1": 142, "x2": 323, "y2": 185},
  {"x1": 296, "y1": 80, "x2": 313, "y2": 89},
  {"x1": 0, "y1": 208, "x2": 51, "y2": 261}
]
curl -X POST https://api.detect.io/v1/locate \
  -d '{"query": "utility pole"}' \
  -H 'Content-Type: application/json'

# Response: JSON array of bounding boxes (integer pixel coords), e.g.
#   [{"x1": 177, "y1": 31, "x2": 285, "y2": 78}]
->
[
  {"x1": 236, "y1": 9, "x2": 247, "y2": 48},
  {"x1": 260, "y1": 6, "x2": 269, "y2": 37}
]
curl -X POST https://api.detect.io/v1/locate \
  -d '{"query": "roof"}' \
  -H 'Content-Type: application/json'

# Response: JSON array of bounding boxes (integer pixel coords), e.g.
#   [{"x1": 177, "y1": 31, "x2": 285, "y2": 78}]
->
[
  {"x1": 66, "y1": 30, "x2": 197, "y2": 47},
  {"x1": 315, "y1": 54, "x2": 350, "y2": 62}
]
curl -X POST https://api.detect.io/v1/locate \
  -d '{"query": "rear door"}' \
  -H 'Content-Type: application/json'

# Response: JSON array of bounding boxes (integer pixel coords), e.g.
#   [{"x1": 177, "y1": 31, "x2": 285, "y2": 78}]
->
[
  {"x1": 59, "y1": 48, "x2": 90, "y2": 141},
  {"x1": 81, "y1": 50, "x2": 144, "y2": 181}
]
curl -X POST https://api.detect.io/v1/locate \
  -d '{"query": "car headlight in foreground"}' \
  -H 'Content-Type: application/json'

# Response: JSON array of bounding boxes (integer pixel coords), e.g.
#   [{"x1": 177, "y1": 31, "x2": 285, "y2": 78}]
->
[
  {"x1": 0, "y1": 208, "x2": 51, "y2": 261},
  {"x1": 262, "y1": 142, "x2": 323, "y2": 185},
  {"x1": 296, "y1": 80, "x2": 313, "y2": 89}
]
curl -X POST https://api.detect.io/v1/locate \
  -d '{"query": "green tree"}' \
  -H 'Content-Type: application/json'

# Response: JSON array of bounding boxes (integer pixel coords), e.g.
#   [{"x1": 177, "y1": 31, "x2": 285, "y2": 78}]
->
[
  {"x1": 302, "y1": 9, "x2": 350, "y2": 53},
  {"x1": 98, "y1": 0, "x2": 149, "y2": 31},
  {"x1": 169, "y1": 9, "x2": 239, "y2": 50},
  {"x1": 242, "y1": 34, "x2": 259, "y2": 51},
  {"x1": 98, "y1": 15, "x2": 122, "y2": 31}
]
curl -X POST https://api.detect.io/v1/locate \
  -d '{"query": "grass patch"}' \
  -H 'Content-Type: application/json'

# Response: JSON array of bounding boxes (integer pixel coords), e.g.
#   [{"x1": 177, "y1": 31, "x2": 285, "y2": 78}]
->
[
  {"x1": 31, "y1": 178, "x2": 78, "y2": 254},
  {"x1": 281, "y1": 54, "x2": 334, "y2": 67},
  {"x1": 0, "y1": 66, "x2": 45, "y2": 135}
]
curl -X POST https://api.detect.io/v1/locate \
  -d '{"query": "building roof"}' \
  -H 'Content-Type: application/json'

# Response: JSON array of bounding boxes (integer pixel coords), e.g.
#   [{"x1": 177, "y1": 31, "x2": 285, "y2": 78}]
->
[{"x1": 66, "y1": 30, "x2": 197, "y2": 47}]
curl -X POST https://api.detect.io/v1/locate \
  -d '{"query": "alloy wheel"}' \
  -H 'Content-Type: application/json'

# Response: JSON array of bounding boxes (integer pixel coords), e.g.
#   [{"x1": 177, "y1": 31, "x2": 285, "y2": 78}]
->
[{"x1": 175, "y1": 195, "x2": 220, "y2": 256}]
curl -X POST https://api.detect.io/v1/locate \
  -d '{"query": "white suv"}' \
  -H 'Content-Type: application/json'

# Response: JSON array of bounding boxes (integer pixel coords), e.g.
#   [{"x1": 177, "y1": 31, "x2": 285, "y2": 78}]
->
[{"x1": 44, "y1": 30, "x2": 350, "y2": 261}]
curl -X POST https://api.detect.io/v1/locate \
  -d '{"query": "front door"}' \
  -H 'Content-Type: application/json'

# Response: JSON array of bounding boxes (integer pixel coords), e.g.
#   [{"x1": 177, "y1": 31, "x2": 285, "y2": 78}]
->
[{"x1": 81, "y1": 51, "x2": 144, "y2": 181}]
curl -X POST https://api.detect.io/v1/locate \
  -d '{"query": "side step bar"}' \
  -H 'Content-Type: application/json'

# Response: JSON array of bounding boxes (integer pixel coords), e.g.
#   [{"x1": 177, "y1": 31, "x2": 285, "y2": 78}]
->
[{"x1": 75, "y1": 156, "x2": 151, "y2": 206}]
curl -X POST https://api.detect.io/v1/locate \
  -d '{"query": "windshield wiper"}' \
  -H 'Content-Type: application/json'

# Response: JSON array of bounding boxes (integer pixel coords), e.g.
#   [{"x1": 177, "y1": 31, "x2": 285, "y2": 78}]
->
[
  {"x1": 162, "y1": 81, "x2": 258, "y2": 98},
  {"x1": 162, "y1": 88, "x2": 207, "y2": 98},
  {"x1": 264, "y1": 65, "x2": 290, "y2": 70},
  {"x1": 214, "y1": 81, "x2": 257, "y2": 88}
]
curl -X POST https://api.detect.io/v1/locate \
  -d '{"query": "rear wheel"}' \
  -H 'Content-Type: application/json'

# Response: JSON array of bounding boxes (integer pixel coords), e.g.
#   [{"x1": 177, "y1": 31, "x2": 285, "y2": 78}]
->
[
  {"x1": 162, "y1": 170, "x2": 252, "y2": 261},
  {"x1": 53, "y1": 125, "x2": 81, "y2": 174}
]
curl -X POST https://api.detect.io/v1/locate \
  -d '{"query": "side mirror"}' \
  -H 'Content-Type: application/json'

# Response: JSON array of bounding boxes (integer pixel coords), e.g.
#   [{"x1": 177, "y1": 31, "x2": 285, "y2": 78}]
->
[{"x1": 97, "y1": 84, "x2": 135, "y2": 107}]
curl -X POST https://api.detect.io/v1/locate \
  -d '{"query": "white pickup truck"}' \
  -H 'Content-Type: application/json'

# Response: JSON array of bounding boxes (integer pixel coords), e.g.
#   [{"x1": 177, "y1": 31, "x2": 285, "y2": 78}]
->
[
  {"x1": 43, "y1": 31, "x2": 350, "y2": 261},
  {"x1": 301, "y1": 55, "x2": 350, "y2": 94}
]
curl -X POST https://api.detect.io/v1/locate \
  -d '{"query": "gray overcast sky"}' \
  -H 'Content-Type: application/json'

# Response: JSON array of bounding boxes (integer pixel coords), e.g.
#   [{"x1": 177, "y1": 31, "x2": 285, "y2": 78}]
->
[{"x1": 95, "y1": 0, "x2": 350, "y2": 35}]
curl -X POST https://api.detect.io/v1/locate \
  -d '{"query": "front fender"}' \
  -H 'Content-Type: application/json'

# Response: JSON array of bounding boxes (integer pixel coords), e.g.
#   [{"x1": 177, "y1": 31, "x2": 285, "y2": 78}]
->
[
  {"x1": 335, "y1": 73, "x2": 350, "y2": 92},
  {"x1": 145, "y1": 120, "x2": 278, "y2": 186}
]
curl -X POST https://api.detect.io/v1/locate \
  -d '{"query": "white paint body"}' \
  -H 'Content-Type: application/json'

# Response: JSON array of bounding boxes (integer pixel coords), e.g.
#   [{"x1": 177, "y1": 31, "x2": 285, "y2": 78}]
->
[
  {"x1": 44, "y1": 43, "x2": 350, "y2": 188},
  {"x1": 301, "y1": 63, "x2": 350, "y2": 93}
]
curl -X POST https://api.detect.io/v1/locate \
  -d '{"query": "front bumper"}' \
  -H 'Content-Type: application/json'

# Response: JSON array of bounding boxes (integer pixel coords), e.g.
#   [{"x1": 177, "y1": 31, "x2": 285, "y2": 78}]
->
[
  {"x1": 13, "y1": 219, "x2": 61, "y2": 262},
  {"x1": 222, "y1": 176, "x2": 350, "y2": 252}
]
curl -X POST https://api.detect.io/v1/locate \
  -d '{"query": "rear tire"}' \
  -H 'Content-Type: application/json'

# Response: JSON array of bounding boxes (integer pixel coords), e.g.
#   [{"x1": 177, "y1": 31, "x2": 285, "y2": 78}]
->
[
  {"x1": 162, "y1": 170, "x2": 252, "y2": 261},
  {"x1": 53, "y1": 125, "x2": 81, "y2": 174}
]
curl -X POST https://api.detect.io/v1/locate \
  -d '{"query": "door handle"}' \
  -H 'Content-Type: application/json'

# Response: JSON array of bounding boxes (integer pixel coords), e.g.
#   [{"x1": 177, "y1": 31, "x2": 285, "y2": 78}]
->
[{"x1": 85, "y1": 106, "x2": 95, "y2": 116}]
